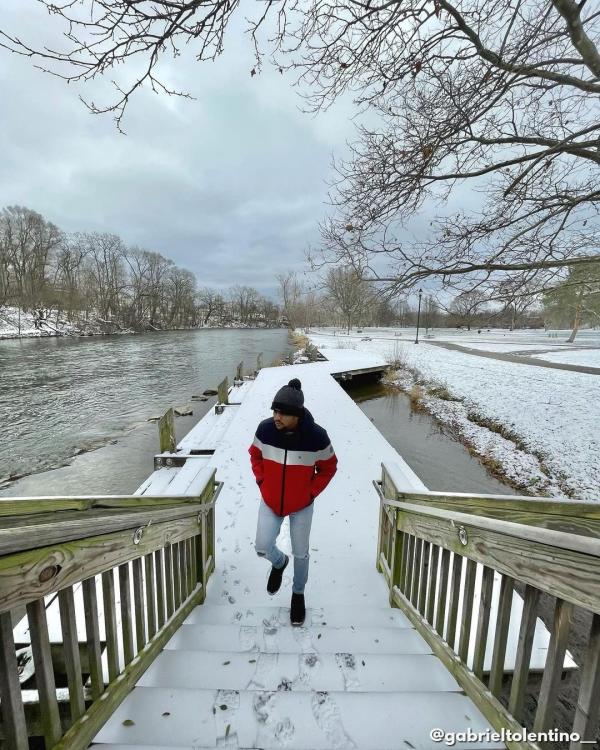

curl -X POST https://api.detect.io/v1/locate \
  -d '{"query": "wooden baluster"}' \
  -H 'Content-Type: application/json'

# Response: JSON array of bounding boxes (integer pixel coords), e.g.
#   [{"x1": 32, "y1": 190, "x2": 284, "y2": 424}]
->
[
  {"x1": 82, "y1": 577, "x2": 104, "y2": 700},
  {"x1": 402, "y1": 535, "x2": 415, "y2": 596},
  {"x1": 389, "y1": 523, "x2": 401, "y2": 602},
  {"x1": 145, "y1": 553, "x2": 157, "y2": 640},
  {"x1": 446, "y1": 553, "x2": 463, "y2": 650},
  {"x1": 207, "y1": 499, "x2": 216, "y2": 575},
  {"x1": 489, "y1": 575, "x2": 514, "y2": 697},
  {"x1": 187, "y1": 537, "x2": 195, "y2": 592},
  {"x1": 101, "y1": 570, "x2": 119, "y2": 681},
  {"x1": 26, "y1": 599, "x2": 62, "y2": 748},
  {"x1": 173, "y1": 542, "x2": 182, "y2": 609},
  {"x1": 180, "y1": 540, "x2": 189, "y2": 600},
  {"x1": 410, "y1": 538, "x2": 423, "y2": 607},
  {"x1": 118, "y1": 563, "x2": 135, "y2": 665},
  {"x1": 458, "y1": 559, "x2": 477, "y2": 663},
  {"x1": 435, "y1": 548, "x2": 451, "y2": 638},
  {"x1": 132, "y1": 557, "x2": 146, "y2": 651},
  {"x1": 571, "y1": 613, "x2": 600, "y2": 747},
  {"x1": 534, "y1": 597, "x2": 574, "y2": 732},
  {"x1": 58, "y1": 585, "x2": 86, "y2": 723},
  {"x1": 0, "y1": 611, "x2": 29, "y2": 750},
  {"x1": 417, "y1": 541, "x2": 430, "y2": 616},
  {"x1": 426, "y1": 545, "x2": 440, "y2": 625},
  {"x1": 473, "y1": 566, "x2": 495, "y2": 679},
  {"x1": 165, "y1": 544, "x2": 175, "y2": 618},
  {"x1": 509, "y1": 584, "x2": 540, "y2": 722},
  {"x1": 155, "y1": 549, "x2": 166, "y2": 629},
  {"x1": 190, "y1": 533, "x2": 199, "y2": 587},
  {"x1": 200, "y1": 508, "x2": 209, "y2": 592},
  {"x1": 195, "y1": 532, "x2": 206, "y2": 604}
]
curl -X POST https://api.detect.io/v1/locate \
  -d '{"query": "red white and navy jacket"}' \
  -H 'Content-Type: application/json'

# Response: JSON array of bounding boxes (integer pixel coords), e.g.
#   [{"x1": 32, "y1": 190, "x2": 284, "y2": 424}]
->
[{"x1": 248, "y1": 409, "x2": 338, "y2": 517}]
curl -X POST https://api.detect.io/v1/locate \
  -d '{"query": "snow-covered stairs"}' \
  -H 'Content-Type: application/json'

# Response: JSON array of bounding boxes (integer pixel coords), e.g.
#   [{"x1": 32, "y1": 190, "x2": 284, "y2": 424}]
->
[{"x1": 91, "y1": 602, "x2": 503, "y2": 749}]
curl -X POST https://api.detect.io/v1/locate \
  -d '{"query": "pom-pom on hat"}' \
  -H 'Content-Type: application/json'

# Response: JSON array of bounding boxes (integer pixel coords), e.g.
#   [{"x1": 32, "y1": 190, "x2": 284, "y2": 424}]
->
[{"x1": 271, "y1": 378, "x2": 304, "y2": 417}]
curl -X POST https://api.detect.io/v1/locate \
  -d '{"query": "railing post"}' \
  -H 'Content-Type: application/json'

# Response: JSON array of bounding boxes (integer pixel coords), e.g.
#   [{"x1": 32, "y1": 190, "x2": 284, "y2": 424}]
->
[
  {"x1": 235, "y1": 361, "x2": 243, "y2": 382},
  {"x1": 217, "y1": 377, "x2": 229, "y2": 405},
  {"x1": 158, "y1": 407, "x2": 176, "y2": 453},
  {"x1": 256, "y1": 352, "x2": 263, "y2": 372}
]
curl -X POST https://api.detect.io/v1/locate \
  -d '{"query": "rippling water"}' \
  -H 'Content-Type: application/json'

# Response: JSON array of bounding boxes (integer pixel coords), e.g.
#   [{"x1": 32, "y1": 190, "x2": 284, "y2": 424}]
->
[{"x1": 0, "y1": 328, "x2": 291, "y2": 483}]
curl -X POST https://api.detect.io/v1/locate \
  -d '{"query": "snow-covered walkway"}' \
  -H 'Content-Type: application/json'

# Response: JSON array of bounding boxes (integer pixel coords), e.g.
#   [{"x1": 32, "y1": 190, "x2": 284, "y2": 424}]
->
[{"x1": 91, "y1": 353, "x2": 504, "y2": 749}]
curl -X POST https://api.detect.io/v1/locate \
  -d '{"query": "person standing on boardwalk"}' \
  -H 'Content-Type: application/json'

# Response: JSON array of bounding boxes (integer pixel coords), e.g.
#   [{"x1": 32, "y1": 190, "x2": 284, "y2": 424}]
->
[{"x1": 249, "y1": 378, "x2": 338, "y2": 626}]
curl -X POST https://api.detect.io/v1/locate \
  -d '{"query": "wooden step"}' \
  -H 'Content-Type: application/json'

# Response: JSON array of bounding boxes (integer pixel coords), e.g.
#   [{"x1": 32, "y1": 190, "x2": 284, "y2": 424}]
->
[
  {"x1": 92, "y1": 687, "x2": 504, "y2": 749},
  {"x1": 165, "y1": 623, "x2": 432, "y2": 655},
  {"x1": 138, "y1": 649, "x2": 460, "y2": 692},
  {"x1": 183, "y1": 603, "x2": 412, "y2": 629}
]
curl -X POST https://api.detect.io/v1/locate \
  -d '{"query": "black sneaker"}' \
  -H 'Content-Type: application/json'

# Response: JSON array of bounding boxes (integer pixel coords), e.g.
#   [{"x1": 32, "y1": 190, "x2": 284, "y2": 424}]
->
[
  {"x1": 290, "y1": 592, "x2": 305, "y2": 626},
  {"x1": 267, "y1": 555, "x2": 289, "y2": 595}
]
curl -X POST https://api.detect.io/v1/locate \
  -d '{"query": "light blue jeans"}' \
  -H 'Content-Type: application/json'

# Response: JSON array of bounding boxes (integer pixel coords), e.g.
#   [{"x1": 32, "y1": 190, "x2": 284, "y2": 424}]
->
[{"x1": 255, "y1": 500, "x2": 314, "y2": 594}]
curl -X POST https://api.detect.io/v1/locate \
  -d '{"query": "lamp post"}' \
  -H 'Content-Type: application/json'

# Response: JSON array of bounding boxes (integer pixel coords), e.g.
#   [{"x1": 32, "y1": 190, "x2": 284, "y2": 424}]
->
[{"x1": 415, "y1": 288, "x2": 423, "y2": 344}]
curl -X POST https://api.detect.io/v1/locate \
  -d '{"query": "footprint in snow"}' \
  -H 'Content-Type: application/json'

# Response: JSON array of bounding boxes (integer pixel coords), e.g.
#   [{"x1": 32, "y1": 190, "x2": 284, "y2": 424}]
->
[{"x1": 310, "y1": 691, "x2": 356, "y2": 749}]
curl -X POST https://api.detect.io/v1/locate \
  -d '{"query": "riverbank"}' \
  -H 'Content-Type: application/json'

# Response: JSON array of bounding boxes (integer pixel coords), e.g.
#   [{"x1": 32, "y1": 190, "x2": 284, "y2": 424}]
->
[
  {"x1": 305, "y1": 328, "x2": 599, "y2": 502},
  {"x1": 0, "y1": 306, "x2": 285, "y2": 340}
]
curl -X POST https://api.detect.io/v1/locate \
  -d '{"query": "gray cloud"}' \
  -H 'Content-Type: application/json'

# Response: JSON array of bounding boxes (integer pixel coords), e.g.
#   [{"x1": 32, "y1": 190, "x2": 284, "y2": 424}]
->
[{"x1": 0, "y1": 3, "x2": 358, "y2": 296}]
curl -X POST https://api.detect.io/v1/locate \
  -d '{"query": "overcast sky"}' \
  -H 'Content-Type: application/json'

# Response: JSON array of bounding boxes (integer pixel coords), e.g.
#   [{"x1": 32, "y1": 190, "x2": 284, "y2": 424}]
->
[{"x1": 0, "y1": 3, "x2": 364, "y2": 298}]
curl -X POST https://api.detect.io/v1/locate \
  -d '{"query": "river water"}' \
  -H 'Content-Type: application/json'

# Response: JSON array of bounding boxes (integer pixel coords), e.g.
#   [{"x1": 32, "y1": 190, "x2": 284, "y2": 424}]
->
[
  {"x1": 0, "y1": 329, "x2": 292, "y2": 491},
  {"x1": 1, "y1": 330, "x2": 514, "y2": 498}
]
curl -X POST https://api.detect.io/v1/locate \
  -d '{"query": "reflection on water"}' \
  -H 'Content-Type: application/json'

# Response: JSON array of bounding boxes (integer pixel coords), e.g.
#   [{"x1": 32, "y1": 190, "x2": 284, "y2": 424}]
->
[
  {"x1": 353, "y1": 382, "x2": 516, "y2": 494},
  {"x1": 0, "y1": 329, "x2": 291, "y2": 484}
]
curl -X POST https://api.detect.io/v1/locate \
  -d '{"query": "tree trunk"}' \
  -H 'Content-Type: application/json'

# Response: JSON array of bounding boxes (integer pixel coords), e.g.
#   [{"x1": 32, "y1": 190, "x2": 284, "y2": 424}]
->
[{"x1": 567, "y1": 291, "x2": 583, "y2": 343}]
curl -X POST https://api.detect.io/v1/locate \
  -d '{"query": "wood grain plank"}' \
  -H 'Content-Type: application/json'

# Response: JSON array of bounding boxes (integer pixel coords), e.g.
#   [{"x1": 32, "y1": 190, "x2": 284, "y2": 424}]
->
[
  {"x1": 118, "y1": 564, "x2": 134, "y2": 666},
  {"x1": 82, "y1": 577, "x2": 104, "y2": 700},
  {"x1": 534, "y1": 598, "x2": 574, "y2": 732},
  {"x1": 509, "y1": 585, "x2": 541, "y2": 722},
  {"x1": 473, "y1": 565, "x2": 494, "y2": 680},
  {"x1": 58, "y1": 586, "x2": 86, "y2": 722},
  {"x1": 489, "y1": 575, "x2": 514, "y2": 697},
  {"x1": 0, "y1": 611, "x2": 28, "y2": 750},
  {"x1": 101, "y1": 570, "x2": 119, "y2": 682},
  {"x1": 145, "y1": 554, "x2": 157, "y2": 640},
  {"x1": 26, "y1": 598, "x2": 62, "y2": 747}
]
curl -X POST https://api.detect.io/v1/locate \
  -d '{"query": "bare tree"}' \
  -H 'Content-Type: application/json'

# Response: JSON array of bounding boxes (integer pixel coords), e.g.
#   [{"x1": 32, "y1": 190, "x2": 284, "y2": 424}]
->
[
  {"x1": 277, "y1": 271, "x2": 303, "y2": 328},
  {"x1": 0, "y1": 206, "x2": 62, "y2": 310},
  {"x1": 312, "y1": 0, "x2": 600, "y2": 299},
  {"x1": 325, "y1": 266, "x2": 372, "y2": 333},
  {"x1": 448, "y1": 290, "x2": 488, "y2": 331},
  {"x1": 197, "y1": 286, "x2": 222, "y2": 326},
  {"x1": 4, "y1": 1, "x2": 599, "y2": 298}
]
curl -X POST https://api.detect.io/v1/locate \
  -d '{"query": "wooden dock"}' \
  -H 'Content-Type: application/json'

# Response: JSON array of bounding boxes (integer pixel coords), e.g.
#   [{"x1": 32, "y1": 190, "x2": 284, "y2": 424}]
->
[{"x1": 2, "y1": 348, "x2": 598, "y2": 750}]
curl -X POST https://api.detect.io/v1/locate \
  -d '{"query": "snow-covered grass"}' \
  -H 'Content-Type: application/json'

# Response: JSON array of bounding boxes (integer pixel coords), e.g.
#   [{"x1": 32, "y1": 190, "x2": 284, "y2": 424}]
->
[
  {"x1": 530, "y1": 349, "x2": 600, "y2": 367},
  {"x1": 306, "y1": 328, "x2": 600, "y2": 502},
  {"x1": 0, "y1": 306, "x2": 75, "y2": 338}
]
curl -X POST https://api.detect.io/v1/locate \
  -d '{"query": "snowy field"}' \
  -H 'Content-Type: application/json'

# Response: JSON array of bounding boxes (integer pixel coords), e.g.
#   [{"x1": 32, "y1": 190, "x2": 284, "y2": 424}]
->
[
  {"x1": 530, "y1": 349, "x2": 600, "y2": 367},
  {"x1": 306, "y1": 328, "x2": 600, "y2": 502}
]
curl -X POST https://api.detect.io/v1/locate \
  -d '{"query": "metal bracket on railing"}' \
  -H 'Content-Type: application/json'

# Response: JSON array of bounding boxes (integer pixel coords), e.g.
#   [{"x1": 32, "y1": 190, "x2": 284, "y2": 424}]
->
[{"x1": 133, "y1": 527, "x2": 144, "y2": 545}]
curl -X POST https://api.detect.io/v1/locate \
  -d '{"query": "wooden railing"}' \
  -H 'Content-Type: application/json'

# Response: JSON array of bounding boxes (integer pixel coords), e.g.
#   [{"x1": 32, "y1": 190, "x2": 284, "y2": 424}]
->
[
  {"x1": 0, "y1": 474, "x2": 221, "y2": 750},
  {"x1": 375, "y1": 463, "x2": 600, "y2": 750}
]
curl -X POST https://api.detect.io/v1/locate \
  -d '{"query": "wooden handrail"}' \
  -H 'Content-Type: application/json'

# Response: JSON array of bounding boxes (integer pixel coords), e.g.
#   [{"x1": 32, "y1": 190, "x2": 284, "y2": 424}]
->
[
  {"x1": 375, "y1": 463, "x2": 600, "y2": 750},
  {"x1": 0, "y1": 475, "x2": 221, "y2": 750}
]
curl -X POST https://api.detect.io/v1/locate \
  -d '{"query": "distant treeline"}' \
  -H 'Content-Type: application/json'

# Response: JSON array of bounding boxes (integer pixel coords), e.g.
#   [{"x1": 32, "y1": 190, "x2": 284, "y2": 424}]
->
[{"x1": 0, "y1": 205, "x2": 283, "y2": 330}]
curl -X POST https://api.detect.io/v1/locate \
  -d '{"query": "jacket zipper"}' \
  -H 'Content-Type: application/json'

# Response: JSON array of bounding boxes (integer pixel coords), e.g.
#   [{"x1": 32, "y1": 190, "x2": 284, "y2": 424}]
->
[{"x1": 280, "y1": 448, "x2": 288, "y2": 516}]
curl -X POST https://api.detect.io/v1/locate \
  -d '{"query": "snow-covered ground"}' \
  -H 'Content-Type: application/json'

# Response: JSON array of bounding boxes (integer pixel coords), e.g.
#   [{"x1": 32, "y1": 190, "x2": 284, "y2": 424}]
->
[
  {"x1": 530, "y1": 349, "x2": 600, "y2": 367},
  {"x1": 0, "y1": 306, "x2": 75, "y2": 338},
  {"x1": 306, "y1": 329, "x2": 600, "y2": 502}
]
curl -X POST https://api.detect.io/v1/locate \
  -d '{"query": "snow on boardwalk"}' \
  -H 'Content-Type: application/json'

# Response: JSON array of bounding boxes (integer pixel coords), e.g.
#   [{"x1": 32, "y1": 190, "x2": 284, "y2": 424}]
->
[{"x1": 92, "y1": 352, "x2": 504, "y2": 750}]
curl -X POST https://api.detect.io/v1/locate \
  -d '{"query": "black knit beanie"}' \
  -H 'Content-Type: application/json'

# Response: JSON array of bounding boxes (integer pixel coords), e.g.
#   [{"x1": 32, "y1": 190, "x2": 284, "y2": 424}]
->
[{"x1": 271, "y1": 378, "x2": 304, "y2": 417}]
